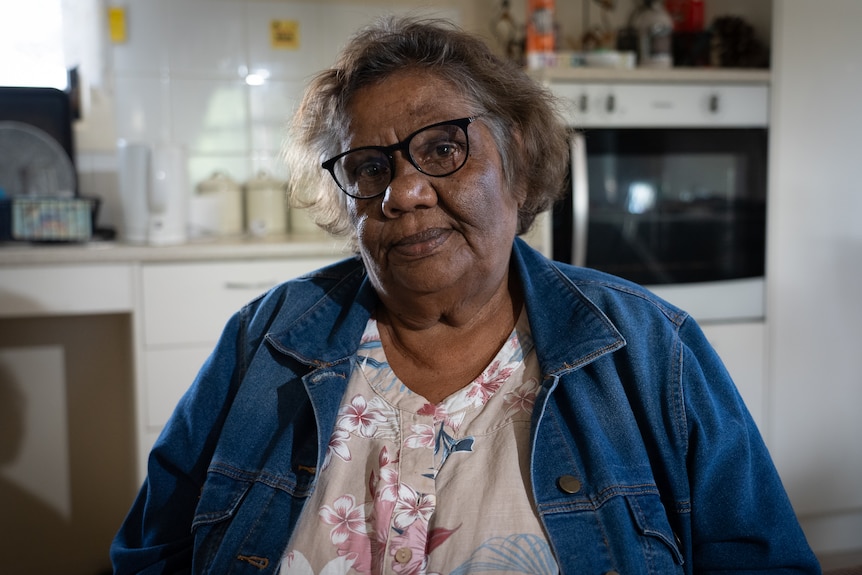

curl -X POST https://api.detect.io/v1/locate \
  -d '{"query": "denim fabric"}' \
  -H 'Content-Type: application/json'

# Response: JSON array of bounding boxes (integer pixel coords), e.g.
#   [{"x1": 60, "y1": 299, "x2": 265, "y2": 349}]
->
[{"x1": 111, "y1": 238, "x2": 820, "y2": 574}]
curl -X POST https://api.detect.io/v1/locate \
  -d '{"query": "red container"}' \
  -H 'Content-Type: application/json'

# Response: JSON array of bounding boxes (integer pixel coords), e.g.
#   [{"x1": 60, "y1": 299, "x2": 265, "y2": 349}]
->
[{"x1": 665, "y1": 0, "x2": 704, "y2": 32}]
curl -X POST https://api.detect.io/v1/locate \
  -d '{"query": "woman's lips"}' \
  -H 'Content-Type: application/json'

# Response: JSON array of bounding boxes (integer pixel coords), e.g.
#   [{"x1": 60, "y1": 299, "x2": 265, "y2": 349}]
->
[{"x1": 390, "y1": 228, "x2": 451, "y2": 258}]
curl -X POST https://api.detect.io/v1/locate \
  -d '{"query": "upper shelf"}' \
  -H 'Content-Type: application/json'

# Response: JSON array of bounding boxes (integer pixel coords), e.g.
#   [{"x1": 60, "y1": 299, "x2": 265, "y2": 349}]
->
[{"x1": 528, "y1": 67, "x2": 771, "y2": 85}]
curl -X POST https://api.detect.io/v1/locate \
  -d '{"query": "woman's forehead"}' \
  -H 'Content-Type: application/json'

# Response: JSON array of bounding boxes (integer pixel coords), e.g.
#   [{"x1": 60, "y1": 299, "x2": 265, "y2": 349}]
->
[{"x1": 342, "y1": 72, "x2": 469, "y2": 145}]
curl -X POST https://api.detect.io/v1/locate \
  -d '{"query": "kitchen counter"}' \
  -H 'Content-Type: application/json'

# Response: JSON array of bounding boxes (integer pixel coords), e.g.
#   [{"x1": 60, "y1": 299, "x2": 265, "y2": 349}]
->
[
  {"x1": 0, "y1": 234, "x2": 350, "y2": 266},
  {"x1": 529, "y1": 67, "x2": 771, "y2": 84}
]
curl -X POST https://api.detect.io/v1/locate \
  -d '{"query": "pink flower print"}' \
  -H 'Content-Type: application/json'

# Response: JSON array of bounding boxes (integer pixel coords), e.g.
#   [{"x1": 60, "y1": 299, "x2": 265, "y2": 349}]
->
[
  {"x1": 378, "y1": 444, "x2": 397, "y2": 468},
  {"x1": 319, "y1": 494, "x2": 367, "y2": 545},
  {"x1": 322, "y1": 428, "x2": 351, "y2": 472},
  {"x1": 466, "y1": 361, "x2": 515, "y2": 405},
  {"x1": 417, "y1": 402, "x2": 448, "y2": 422},
  {"x1": 369, "y1": 446, "x2": 399, "y2": 503},
  {"x1": 404, "y1": 424, "x2": 435, "y2": 449},
  {"x1": 503, "y1": 379, "x2": 538, "y2": 415},
  {"x1": 337, "y1": 394, "x2": 388, "y2": 437},
  {"x1": 393, "y1": 483, "x2": 435, "y2": 530}
]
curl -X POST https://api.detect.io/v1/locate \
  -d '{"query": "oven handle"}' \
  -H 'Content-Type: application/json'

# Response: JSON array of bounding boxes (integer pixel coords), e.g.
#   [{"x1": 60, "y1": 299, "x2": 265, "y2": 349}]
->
[{"x1": 571, "y1": 132, "x2": 589, "y2": 267}]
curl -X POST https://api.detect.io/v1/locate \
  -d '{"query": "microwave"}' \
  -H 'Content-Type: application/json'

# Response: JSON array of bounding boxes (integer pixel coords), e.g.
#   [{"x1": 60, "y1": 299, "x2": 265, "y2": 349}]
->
[{"x1": 545, "y1": 80, "x2": 769, "y2": 322}]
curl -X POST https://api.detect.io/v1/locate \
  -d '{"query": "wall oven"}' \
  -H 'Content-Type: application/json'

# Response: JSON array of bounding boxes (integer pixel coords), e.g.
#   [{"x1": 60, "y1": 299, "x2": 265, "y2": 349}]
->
[{"x1": 547, "y1": 80, "x2": 769, "y2": 322}]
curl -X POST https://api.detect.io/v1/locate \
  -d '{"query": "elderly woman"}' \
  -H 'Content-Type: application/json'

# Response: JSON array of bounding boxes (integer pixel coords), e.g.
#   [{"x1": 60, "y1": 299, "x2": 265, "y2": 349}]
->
[{"x1": 112, "y1": 17, "x2": 820, "y2": 575}]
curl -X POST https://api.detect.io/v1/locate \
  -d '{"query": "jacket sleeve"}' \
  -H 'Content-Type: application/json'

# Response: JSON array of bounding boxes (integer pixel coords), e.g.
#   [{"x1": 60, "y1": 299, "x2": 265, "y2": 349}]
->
[
  {"x1": 676, "y1": 317, "x2": 821, "y2": 573},
  {"x1": 110, "y1": 310, "x2": 248, "y2": 574}
]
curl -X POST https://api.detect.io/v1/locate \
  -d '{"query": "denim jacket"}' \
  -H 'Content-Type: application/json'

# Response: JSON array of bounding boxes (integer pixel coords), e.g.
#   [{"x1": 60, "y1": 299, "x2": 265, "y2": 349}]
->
[{"x1": 112, "y1": 238, "x2": 820, "y2": 574}]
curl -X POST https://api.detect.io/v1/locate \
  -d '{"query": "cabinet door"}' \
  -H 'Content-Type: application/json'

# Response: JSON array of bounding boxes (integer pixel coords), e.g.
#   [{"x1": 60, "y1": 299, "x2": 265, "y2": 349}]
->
[
  {"x1": 141, "y1": 257, "x2": 339, "y2": 346},
  {"x1": 143, "y1": 346, "x2": 212, "y2": 429},
  {"x1": 700, "y1": 321, "x2": 766, "y2": 431}
]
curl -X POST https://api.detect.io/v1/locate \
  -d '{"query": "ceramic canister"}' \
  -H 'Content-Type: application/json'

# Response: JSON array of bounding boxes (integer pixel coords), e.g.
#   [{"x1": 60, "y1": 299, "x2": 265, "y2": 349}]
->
[
  {"x1": 244, "y1": 170, "x2": 287, "y2": 236},
  {"x1": 194, "y1": 171, "x2": 243, "y2": 236}
]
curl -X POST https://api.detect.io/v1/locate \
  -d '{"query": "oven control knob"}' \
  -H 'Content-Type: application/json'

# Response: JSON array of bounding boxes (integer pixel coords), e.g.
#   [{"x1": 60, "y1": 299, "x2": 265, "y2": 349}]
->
[
  {"x1": 709, "y1": 94, "x2": 720, "y2": 113},
  {"x1": 606, "y1": 94, "x2": 616, "y2": 113}
]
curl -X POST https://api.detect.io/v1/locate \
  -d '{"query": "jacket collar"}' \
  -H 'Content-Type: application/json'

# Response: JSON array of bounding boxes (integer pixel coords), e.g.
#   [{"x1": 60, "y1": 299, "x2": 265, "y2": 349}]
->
[
  {"x1": 267, "y1": 238, "x2": 624, "y2": 375},
  {"x1": 511, "y1": 237, "x2": 625, "y2": 377}
]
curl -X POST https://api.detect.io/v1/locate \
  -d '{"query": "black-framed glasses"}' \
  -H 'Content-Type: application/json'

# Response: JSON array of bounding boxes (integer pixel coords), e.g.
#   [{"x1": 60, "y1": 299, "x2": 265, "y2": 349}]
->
[{"x1": 321, "y1": 116, "x2": 479, "y2": 199}]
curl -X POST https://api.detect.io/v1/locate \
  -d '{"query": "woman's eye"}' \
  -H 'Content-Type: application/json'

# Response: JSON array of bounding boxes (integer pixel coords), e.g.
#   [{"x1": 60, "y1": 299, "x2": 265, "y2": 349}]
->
[
  {"x1": 356, "y1": 160, "x2": 389, "y2": 181},
  {"x1": 433, "y1": 142, "x2": 457, "y2": 158},
  {"x1": 416, "y1": 139, "x2": 462, "y2": 164}
]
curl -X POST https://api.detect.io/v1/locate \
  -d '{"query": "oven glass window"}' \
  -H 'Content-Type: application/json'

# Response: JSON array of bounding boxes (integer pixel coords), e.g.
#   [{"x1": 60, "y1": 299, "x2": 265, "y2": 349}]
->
[{"x1": 553, "y1": 128, "x2": 768, "y2": 285}]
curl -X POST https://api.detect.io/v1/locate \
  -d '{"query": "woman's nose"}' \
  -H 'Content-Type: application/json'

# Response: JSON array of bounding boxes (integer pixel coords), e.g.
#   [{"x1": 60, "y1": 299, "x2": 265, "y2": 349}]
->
[{"x1": 380, "y1": 157, "x2": 438, "y2": 218}]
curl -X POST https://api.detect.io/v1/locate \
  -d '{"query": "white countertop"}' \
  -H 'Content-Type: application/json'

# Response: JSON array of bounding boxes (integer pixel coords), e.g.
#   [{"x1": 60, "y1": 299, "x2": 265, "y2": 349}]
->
[{"x1": 0, "y1": 234, "x2": 351, "y2": 266}]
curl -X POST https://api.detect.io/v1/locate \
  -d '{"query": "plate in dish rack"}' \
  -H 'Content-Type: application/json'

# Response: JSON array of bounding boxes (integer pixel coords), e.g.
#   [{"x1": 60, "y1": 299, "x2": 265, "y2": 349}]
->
[{"x1": 0, "y1": 121, "x2": 76, "y2": 197}]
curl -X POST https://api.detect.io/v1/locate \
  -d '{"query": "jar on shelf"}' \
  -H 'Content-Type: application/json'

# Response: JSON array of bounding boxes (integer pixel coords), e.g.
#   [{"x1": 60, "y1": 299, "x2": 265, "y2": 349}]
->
[
  {"x1": 632, "y1": 0, "x2": 674, "y2": 68},
  {"x1": 244, "y1": 171, "x2": 287, "y2": 236},
  {"x1": 194, "y1": 171, "x2": 243, "y2": 236}
]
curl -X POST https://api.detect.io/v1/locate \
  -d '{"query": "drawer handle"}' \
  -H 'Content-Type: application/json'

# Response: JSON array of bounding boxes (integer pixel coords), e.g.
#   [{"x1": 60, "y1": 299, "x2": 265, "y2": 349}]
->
[{"x1": 223, "y1": 281, "x2": 278, "y2": 290}]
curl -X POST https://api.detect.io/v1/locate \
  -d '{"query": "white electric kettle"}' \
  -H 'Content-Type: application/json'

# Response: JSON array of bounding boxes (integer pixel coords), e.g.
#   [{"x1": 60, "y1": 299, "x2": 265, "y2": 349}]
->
[{"x1": 116, "y1": 141, "x2": 188, "y2": 245}]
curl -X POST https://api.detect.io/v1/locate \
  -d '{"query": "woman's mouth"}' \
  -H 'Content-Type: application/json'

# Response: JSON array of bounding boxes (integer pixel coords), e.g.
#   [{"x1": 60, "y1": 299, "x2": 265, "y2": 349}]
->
[{"x1": 391, "y1": 228, "x2": 451, "y2": 258}]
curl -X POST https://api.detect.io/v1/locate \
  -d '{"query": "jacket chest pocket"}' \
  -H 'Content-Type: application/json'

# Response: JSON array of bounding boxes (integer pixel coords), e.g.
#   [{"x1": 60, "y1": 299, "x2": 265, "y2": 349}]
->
[
  {"x1": 542, "y1": 492, "x2": 684, "y2": 575},
  {"x1": 623, "y1": 493, "x2": 685, "y2": 570}
]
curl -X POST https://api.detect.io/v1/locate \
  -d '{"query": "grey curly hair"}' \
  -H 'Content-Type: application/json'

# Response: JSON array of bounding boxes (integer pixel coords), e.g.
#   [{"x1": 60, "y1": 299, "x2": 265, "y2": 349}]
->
[{"x1": 283, "y1": 16, "x2": 569, "y2": 246}]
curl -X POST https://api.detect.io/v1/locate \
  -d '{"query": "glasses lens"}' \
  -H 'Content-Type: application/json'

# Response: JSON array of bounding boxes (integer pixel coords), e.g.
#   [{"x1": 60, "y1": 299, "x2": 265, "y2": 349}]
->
[
  {"x1": 409, "y1": 123, "x2": 469, "y2": 177},
  {"x1": 333, "y1": 149, "x2": 392, "y2": 198},
  {"x1": 324, "y1": 118, "x2": 474, "y2": 199}
]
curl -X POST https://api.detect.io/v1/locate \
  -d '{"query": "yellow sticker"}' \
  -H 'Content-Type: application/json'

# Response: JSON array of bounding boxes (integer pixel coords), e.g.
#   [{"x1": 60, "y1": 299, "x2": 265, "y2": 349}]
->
[
  {"x1": 108, "y1": 6, "x2": 127, "y2": 44},
  {"x1": 271, "y1": 20, "x2": 300, "y2": 50}
]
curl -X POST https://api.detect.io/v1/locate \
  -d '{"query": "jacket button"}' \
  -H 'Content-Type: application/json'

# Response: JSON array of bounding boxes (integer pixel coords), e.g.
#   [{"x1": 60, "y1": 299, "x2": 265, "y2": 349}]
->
[
  {"x1": 557, "y1": 475, "x2": 582, "y2": 494},
  {"x1": 394, "y1": 547, "x2": 413, "y2": 564}
]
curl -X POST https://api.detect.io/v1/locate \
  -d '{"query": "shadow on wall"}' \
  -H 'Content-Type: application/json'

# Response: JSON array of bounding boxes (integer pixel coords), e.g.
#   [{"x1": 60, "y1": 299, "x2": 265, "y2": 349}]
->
[
  {"x1": 0, "y1": 314, "x2": 137, "y2": 575},
  {"x1": 0, "y1": 361, "x2": 80, "y2": 570}
]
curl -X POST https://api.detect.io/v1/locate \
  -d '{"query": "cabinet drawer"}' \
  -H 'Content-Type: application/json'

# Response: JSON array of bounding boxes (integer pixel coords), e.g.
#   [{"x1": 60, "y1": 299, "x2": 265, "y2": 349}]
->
[
  {"x1": 552, "y1": 83, "x2": 768, "y2": 127},
  {"x1": 0, "y1": 264, "x2": 133, "y2": 317},
  {"x1": 141, "y1": 257, "x2": 337, "y2": 346}
]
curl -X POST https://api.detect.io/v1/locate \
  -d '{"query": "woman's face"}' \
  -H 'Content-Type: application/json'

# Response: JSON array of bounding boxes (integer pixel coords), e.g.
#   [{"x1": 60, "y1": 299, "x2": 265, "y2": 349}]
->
[{"x1": 342, "y1": 70, "x2": 522, "y2": 304}]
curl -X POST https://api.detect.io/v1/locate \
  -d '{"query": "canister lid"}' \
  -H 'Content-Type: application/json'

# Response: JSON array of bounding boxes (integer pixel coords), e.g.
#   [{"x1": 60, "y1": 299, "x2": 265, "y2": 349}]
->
[
  {"x1": 196, "y1": 171, "x2": 240, "y2": 194},
  {"x1": 245, "y1": 170, "x2": 285, "y2": 192}
]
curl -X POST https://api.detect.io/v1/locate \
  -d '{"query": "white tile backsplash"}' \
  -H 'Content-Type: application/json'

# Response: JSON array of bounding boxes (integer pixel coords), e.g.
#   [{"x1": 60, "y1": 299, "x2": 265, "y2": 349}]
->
[
  {"x1": 248, "y1": 79, "x2": 306, "y2": 153},
  {"x1": 245, "y1": 1, "x2": 324, "y2": 81},
  {"x1": 110, "y1": 1, "x2": 171, "y2": 75},
  {"x1": 100, "y1": 0, "x2": 462, "y2": 234},
  {"x1": 165, "y1": 0, "x2": 248, "y2": 79},
  {"x1": 170, "y1": 78, "x2": 250, "y2": 154},
  {"x1": 113, "y1": 75, "x2": 172, "y2": 144}
]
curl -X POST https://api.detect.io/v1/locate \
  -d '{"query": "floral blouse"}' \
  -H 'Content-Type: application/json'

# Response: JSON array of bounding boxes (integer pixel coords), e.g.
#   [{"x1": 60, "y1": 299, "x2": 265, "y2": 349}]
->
[{"x1": 280, "y1": 312, "x2": 559, "y2": 575}]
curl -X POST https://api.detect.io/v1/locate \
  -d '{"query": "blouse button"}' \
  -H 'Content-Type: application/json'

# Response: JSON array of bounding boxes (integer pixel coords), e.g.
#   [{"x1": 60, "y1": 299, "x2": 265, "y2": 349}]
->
[
  {"x1": 557, "y1": 475, "x2": 582, "y2": 494},
  {"x1": 394, "y1": 547, "x2": 413, "y2": 564}
]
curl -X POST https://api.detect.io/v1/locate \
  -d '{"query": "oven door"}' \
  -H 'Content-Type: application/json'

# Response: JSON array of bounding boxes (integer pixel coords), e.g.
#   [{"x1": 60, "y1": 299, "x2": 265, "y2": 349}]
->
[{"x1": 552, "y1": 127, "x2": 768, "y2": 320}]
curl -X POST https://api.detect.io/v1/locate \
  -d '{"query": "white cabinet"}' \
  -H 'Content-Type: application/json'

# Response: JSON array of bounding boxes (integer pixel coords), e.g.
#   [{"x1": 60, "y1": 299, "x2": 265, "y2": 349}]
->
[
  {"x1": 134, "y1": 256, "x2": 339, "y2": 480},
  {"x1": 550, "y1": 81, "x2": 769, "y2": 128},
  {"x1": 700, "y1": 321, "x2": 766, "y2": 431},
  {"x1": 0, "y1": 263, "x2": 133, "y2": 317}
]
